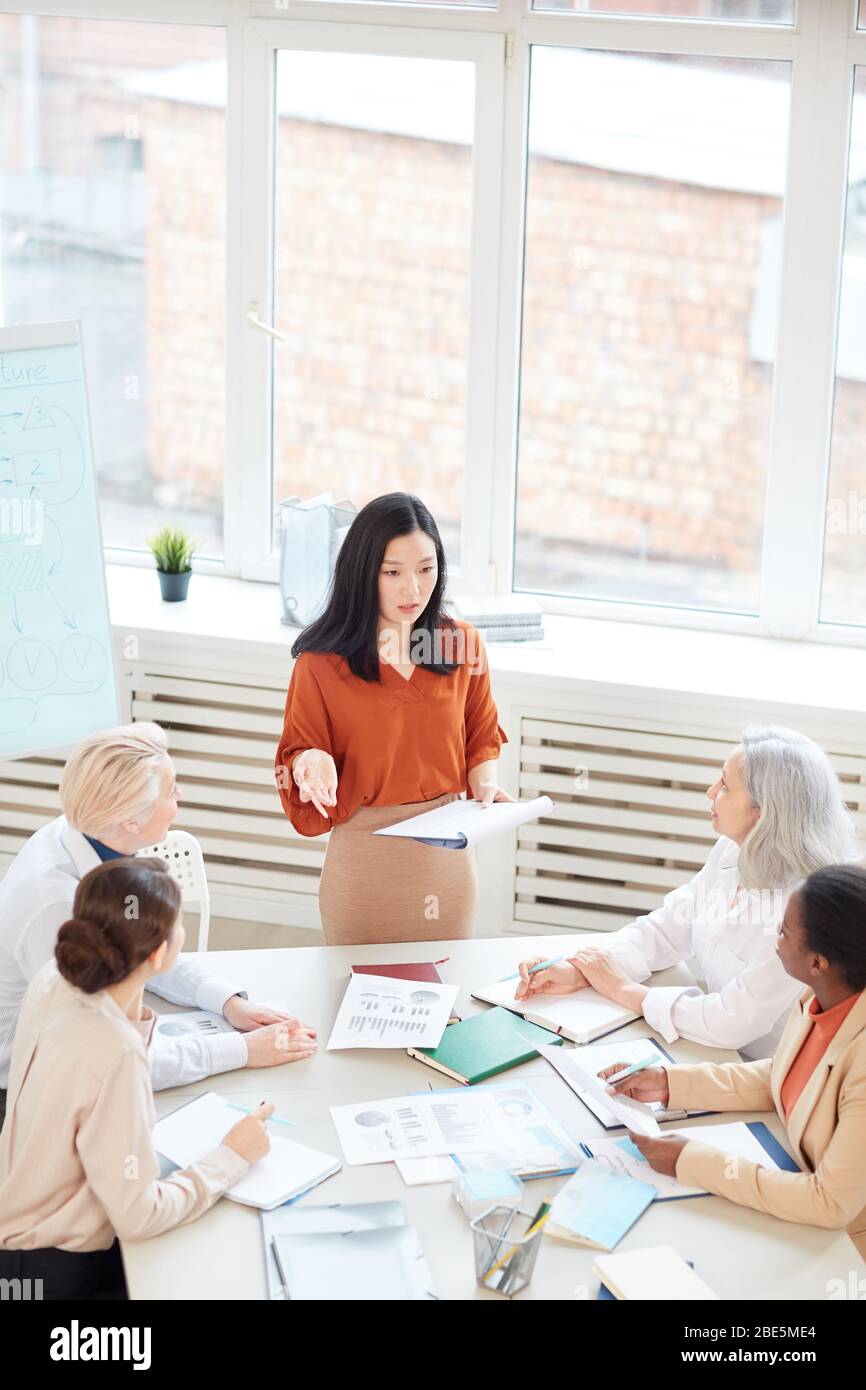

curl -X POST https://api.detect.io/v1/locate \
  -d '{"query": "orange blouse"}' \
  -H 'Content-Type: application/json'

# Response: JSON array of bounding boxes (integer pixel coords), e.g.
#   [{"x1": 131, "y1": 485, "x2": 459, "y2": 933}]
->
[
  {"x1": 274, "y1": 620, "x2": 508, "y2": 838},
  {"x1": 780, "y1": 991, "x2": 861, "y2": 1119}
]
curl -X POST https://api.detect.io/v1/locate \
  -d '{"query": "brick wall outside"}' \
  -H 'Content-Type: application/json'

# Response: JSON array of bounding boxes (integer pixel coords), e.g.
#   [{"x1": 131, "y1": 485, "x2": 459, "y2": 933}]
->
[
  {"x1": 141, "y1": 96, "x2": 866, "y2": 607},
  {"x1": 1, "y1": 12, "x2": 863, "y2": 612}
]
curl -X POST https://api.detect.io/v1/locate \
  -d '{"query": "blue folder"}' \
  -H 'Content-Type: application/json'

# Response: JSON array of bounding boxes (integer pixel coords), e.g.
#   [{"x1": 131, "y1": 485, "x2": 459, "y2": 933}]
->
[{"x1": 581, "y1": 1120, "x2": 798, "y2": 1202}]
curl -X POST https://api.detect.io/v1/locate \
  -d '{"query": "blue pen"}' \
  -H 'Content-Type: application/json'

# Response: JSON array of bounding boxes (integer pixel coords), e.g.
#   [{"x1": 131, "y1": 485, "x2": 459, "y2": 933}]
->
[
  {"x1": 603, "y1": 1055, "x2": 660, "y2": 1089},
  {"x1": 500, "y1": 955, "x2": 563, "y2": 983},
  {"x1": 226, "y1": 1102, "x2": 297, "y2": 1128}
]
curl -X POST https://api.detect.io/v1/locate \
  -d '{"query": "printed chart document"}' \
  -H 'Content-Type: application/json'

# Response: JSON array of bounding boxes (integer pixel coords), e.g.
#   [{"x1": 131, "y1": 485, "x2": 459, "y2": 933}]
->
[
  {"x1": 152, "y1": 1000, "x2": 291, "y2": 1041},
  {"x1": 330, "y1": 1082, "x2": 580, "y2": 1169},
  {"x1": 540, "y1": 1040, "x2": 685, "y2": 1128},
  {"x1": 326, "y1": 973, "x2": 459, "y2": 1050},
  {"x1": 542, "y1": 1046, "x2": 660, "y2": 1136},
  {"x1": 373, "y1": 795, "x2": 554, "y2": 849},
  {"x1": 153, "y1": 1092, "x2": 340, "y2": 1210},
  {"x1": 582, "y1": 1121, "x2": 797, "y2": 1200},
  {"x1": 153, "y1": 1008, "x2": 234, "y2": 1040},
  {"x1": 580, "y1": 1135, "x2": 708, "y2": 1200}
]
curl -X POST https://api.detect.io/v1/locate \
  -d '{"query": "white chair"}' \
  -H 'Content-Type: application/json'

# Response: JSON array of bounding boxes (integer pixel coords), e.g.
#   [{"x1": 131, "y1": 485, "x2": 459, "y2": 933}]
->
[{"x1": 136, "y1": 830, "x2": 212, "y2": 952}]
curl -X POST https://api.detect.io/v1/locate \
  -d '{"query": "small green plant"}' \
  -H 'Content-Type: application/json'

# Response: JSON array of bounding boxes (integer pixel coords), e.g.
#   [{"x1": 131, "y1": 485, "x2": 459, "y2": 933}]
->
[{"x1": 147, "y1": 526, "x2": 197, "y2": 574}]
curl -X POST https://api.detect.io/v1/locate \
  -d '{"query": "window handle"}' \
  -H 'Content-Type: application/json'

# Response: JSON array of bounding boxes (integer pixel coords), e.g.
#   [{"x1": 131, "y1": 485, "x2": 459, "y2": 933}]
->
[{"x1": 246, "y1": 301, "x2": 286, "y2": 342}]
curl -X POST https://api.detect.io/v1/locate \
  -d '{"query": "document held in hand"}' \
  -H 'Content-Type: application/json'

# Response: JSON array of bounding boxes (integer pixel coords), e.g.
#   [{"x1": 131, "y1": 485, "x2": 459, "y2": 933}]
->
[{"x1": 372, "y1": 795, "x2": 554, "y2": 849}]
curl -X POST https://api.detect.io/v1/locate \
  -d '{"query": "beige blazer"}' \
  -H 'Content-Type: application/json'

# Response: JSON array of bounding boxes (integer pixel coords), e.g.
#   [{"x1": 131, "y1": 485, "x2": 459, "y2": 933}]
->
[
  {"x1": 667, "y1": 986, "x2": 866, "y2": 1257},
  {"x1": 0, "y1": 962, "x2": 248, "y2": 1253}
]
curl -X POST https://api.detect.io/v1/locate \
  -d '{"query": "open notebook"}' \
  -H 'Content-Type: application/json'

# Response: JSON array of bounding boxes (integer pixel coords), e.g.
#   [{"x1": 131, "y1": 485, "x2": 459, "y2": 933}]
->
[
  {"x1": 472, "y1": 977, "x2": 638, "y2": 1045},
  {"x1": 152, "y1": 1092, "x2": 341, "y2": 1211},
  {"x1": 373, "y1": 795, "x2": 554, "y2": 849}
]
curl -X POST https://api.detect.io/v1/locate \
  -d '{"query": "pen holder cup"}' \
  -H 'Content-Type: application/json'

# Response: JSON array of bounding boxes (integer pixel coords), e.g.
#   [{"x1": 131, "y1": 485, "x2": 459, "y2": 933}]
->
[{"x1": 471, "y1": 1205, "x2": 544, "y2": 1298}]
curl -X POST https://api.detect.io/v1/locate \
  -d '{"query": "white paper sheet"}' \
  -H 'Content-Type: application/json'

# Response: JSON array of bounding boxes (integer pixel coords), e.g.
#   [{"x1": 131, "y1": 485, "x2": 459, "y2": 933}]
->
[
  {"x1": 395, "y1": 1156, "x2": 457, "y2": 1186},
  {"x1": 669, "y1": 1121, "x2": 790, "y2": 1168},
  {"x1": 540, "y1": 1041, "x2": 672, "y2": 1128},
  {"x1": 583, "y1": 1135, "x2": 707, "y2": 1199},
  {"x1": 153, "y1": 999, "x2": 291, "y2": 1040},
  {"x1": 372, "y1": 795, "x2": 553, "y2": 848},
  {"x1": 541, "y1": 1045, "x2": 660, "y2": 1136},
  {"x1": 330, "y1": 1083, "x2": 580, "y2": 1168},
  {"x1": 325, "y1": 973, "x2": 458, "y2": 1050},
  {"x1": 154, "y1": 1008, "x2": 235, "y2": 1039}
]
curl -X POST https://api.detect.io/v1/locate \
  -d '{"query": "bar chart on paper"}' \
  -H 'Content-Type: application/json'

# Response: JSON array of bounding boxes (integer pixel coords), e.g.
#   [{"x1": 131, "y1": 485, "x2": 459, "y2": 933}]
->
[
  {"x1": 0, "y1": 321, "x2": 118, "y2": 758},
  {"x1": 327, "y1": 973, "x2": 459, "y2": 1050}
]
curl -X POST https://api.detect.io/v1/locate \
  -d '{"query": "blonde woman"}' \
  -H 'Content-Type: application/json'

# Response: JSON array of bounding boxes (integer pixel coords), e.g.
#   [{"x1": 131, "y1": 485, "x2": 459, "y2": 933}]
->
[
  {"x1": 0, "y1": 722, "x2": 316, "y2": 1130},
  {"x1": 0, "y1": 859, "x2": 275, "y2": 1299},
  {"x1": 516, "y1": 726, "x2": 858, "y2": 1059}
]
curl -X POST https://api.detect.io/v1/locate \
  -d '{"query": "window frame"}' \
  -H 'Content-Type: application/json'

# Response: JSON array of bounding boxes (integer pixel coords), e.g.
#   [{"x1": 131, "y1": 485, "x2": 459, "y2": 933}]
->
[
  {"x1": 1, "y1": 0, "x2": 866, "y2": 644},
  {"x1": 232, "y1": 17, "x2": 505, "y2": 589}
]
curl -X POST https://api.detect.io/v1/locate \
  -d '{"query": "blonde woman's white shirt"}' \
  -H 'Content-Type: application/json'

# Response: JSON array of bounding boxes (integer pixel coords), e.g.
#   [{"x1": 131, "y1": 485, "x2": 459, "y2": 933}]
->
[
  {"x1": 601, "y1": 836, "x2": 802, "y2": 1058},
  {"x1": 0, "y1": 961, "x2": 248, "y2": 1251},
  {"x1": 0, "y1": 815, "x2": 248, "y2": 1090}
]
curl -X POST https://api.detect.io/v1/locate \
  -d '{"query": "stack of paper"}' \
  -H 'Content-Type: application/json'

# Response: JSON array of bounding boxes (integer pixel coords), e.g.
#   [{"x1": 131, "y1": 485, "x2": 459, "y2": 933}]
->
[{"x1": 452, "y1": 593, "x2": 544, "y2": 643}]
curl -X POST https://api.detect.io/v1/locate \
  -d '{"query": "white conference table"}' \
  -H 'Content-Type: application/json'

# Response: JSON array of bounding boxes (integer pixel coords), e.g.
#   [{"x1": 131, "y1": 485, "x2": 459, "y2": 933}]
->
[{"x1": 122, "y1": 934, "x2": 866, "y2": 1301}]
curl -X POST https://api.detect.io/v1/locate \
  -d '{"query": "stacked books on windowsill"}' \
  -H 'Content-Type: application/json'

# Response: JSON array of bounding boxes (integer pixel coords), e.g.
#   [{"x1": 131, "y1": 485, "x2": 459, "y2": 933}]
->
[{"x1": 451, "y1": 594, "x2": 544, "y2": 643}]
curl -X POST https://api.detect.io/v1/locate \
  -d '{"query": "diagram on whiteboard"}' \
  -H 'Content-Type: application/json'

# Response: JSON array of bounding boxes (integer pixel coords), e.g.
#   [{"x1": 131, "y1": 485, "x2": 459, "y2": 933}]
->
[{"x1": 0, "y1": 326, "x2": 118, "y2": 757}]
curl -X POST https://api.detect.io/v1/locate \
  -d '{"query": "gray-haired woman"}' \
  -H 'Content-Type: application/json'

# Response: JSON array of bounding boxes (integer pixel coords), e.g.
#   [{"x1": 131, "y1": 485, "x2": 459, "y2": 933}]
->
[{"x1": 516, "y1": 726, "x2": 858, "y2": 1059}]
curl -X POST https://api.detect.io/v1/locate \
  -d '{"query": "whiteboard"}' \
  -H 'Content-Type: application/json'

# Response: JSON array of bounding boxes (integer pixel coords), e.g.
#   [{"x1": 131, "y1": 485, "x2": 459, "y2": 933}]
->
[{"x1": 0, "y1": 321, "x2": 118, "y2": 759}]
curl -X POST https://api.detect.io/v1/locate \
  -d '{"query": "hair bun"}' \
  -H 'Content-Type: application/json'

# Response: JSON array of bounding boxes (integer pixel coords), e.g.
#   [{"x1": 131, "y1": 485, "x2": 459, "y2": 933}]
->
[{"x1": 55, "y1": 917, "x2": 127, "y2": 993}]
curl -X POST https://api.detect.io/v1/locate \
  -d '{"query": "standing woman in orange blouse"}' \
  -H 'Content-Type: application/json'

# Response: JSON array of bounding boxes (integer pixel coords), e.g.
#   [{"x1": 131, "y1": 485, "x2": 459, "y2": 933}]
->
[{"x1": 274, "y1": 492, "x2": 511, "y2": 946}]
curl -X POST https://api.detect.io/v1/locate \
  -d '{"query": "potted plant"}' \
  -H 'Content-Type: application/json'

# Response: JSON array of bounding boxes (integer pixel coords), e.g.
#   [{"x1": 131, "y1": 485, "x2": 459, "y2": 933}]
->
[{"x1": 147, "y1": 526, "x2": 197, "y2": 602}]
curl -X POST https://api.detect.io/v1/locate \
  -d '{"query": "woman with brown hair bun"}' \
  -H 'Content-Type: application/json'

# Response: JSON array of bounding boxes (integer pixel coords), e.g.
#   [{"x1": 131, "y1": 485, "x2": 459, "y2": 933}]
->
[{"x1": 0, "y1": 857, "x2": 276, "y2": 1300}]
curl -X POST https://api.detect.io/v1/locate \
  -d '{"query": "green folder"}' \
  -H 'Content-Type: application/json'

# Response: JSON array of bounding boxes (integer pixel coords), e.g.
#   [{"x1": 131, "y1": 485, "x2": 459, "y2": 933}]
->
[{"x1": 407, "y1": 1006, "x2": 563, "y2": 1085}]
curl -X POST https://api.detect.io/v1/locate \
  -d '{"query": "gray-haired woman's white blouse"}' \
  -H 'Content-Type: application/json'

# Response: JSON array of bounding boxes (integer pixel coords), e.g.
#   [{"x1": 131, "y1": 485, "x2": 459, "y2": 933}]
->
[{"x1": 597, "y1": 836, "x2": 802, "y2": 1058}]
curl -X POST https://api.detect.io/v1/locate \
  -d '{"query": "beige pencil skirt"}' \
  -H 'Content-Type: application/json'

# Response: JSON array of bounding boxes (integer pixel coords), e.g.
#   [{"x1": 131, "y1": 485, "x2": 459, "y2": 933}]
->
[{"x1": 318, "y1": 792, "x2": 479, "y2": 947}]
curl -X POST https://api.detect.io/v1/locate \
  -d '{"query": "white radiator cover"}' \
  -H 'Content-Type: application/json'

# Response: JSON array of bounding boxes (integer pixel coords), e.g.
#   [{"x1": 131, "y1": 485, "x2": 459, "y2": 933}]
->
[
  {"x1": 512, "y1": 715, "x2": 866, "y2": 935},
  {"x1": 1, "y1": 661, "x2": 865, "y2": 939}
]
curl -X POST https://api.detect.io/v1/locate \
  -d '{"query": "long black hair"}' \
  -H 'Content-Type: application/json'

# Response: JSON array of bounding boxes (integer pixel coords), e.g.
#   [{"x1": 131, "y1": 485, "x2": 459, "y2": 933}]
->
[
  {"x1": 797, "y1": 864, "x2": 866, "y2": 992},
  {"x1": 291, "y1": 492, "x2": 458, "y2": 682}
]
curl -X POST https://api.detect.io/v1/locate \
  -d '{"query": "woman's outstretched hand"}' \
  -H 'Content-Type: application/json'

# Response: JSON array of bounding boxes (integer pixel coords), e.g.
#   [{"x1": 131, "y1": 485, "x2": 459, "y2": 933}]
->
[{"x1": 292, "y1": 749, "x2": 338, "y2": 819}]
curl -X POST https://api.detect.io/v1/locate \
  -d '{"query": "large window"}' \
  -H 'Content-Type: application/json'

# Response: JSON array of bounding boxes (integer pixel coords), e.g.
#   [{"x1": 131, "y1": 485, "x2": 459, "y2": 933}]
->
[
  {"x1": 515, "y1": 48, "x2": 790, "y2": 612},
  {"x1": 270, "y1": 50, "x2": 474, "y2": 568},
  {"x1": 0, "y1": 14, "x2": 226, "y2": 558},
  {"x1": 531, "y1": 0, "x2": 795, "y2": 20},
  {"x1": 821, "y1": 67, "x2": 866, "y2": 627},
  {"x1": 1, "y1": 0, "x2": 865, "y2": 645}
]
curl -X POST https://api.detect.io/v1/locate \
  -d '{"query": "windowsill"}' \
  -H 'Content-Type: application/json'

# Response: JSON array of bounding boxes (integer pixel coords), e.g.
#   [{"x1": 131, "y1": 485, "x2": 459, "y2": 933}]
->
[{"x1": 106, "y1": 563, "x2": 866, "y2": 718}]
